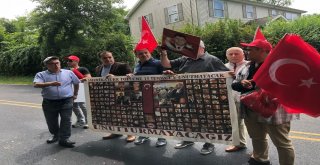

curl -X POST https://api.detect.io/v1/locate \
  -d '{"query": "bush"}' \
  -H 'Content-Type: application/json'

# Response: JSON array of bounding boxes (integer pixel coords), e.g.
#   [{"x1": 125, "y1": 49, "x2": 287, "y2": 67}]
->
[
  {"x1": 0, "y1": 45, "x2": 42, "y2": 75},
  {"x1": 264, "y1": 14, "x2": 320, "y2": 52},
  {"x1": 179, "y1": 19, "x2": 256, "y2": 62}
]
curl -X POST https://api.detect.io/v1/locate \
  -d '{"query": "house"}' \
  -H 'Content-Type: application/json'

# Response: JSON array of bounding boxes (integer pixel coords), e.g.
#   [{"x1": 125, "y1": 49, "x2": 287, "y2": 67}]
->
[{"x1": 125, "y1": 0, "x2": 306, "y2": 42}]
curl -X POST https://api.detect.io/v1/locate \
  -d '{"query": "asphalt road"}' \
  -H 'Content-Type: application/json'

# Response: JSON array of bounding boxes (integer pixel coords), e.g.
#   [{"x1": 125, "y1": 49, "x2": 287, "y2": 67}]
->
[{"x1": 0, "y1": 85, "x2": 319, "y2": 165}]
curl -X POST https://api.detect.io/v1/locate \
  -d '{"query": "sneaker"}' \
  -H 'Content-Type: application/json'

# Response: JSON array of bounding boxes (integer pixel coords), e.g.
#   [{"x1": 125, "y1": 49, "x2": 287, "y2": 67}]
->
[
  {"x1": 200, "y1": 143, "x2": 215, "y2": 155},
  {"x1": 83, "y1": 124, "x2": 89, "y2": 129},
  {"x1": 134, "y1": 136, "x2": 150, "y2": 145},
  {"x1": 155, "y1": 138, "x2": 167, "y2": 147},
  {"x1": 174, "y1": 141, "x2": 194, "y2": 149},
  {"x1": 72, "y1": 121, "x2": 85, "y2": 128}
]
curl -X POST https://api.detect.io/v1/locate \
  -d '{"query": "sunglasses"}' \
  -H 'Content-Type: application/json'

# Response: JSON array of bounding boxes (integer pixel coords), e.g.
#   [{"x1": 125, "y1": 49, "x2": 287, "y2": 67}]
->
[{"x1": 67, "y1": 60, "x2": 74, "y2": 62}]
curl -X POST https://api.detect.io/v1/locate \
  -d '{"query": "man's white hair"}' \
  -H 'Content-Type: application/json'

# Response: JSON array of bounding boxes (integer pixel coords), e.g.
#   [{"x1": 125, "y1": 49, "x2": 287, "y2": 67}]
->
[{"x1": 200, "y1": 40, "x2": 205, "y2": 48}]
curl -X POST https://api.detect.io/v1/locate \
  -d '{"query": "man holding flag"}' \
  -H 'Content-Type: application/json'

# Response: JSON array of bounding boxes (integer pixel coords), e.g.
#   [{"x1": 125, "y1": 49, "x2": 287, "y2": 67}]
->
[
  {"x1": 130, "y1": 16, "x2": 167, "y2": 147},
  {"x1": 231, "y1": 29, "x2": 296, "y2": 165}
]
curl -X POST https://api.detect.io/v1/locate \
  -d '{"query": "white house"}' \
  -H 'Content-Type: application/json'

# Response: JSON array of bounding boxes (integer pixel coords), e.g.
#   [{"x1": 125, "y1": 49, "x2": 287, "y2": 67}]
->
[{"x1": 125, "y1": 0, "x2": 306, "y2": 41}]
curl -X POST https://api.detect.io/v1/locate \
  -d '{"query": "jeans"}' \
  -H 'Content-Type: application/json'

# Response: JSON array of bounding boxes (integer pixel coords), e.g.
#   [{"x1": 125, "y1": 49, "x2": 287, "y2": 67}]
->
[
  {"x1": 42, "y1": 97, "x2": 73, "y2": 141},
  {"x1": 73, "y1": 102, "x2": 87, "y2": 123}
]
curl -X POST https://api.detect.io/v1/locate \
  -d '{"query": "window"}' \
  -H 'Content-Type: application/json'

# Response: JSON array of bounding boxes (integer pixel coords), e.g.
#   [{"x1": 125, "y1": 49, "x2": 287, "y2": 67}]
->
[
  {"x1": 285, "y1": 12, "x2": 298, "y2": 20},
  {"x1": 242, "y1": 4, "x2": 256, "y2": 19},
  {"x1": 245, "y1": 5, "x2": 254, "y2": 19},
  {"x1": 209, "y1": 0, "x2": 227, "y2": 18},
  {"x1": 138, "y1": 13, "x2": 154, "y2": 31},
  {"x1": 271, "y1": 9, "x2": 278, "y2": 17},
  {"x1": 144, "y1": 14, "x2": 154, "y2": 29},
  {"x1": 167, "y1": 5, "x2": 179, "y2": 23},
  {"x1": 214, "y1": 0, "x2": 224, "y2": 18},
  {"x1": 165, "y1": 3, "x2": 184, "y2": 24}
]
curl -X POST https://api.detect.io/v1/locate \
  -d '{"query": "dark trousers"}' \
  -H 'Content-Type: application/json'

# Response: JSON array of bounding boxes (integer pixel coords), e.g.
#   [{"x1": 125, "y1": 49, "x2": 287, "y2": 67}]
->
[{"x1": 42, "y1": 98, "x2": 73, "y2": 141}]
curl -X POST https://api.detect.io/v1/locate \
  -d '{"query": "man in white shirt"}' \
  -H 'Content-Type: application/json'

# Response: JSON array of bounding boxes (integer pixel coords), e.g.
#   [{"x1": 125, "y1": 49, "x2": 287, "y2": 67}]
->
[{"x1": 224, "y1": 47, "x2": 248, "y2": 152}]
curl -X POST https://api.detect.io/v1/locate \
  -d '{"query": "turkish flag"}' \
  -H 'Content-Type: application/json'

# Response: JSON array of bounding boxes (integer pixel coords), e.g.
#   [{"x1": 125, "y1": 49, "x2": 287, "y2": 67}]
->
[
  {"x1": 253, "y1": 34, "x2": 320, "y2": 117},
  {"x1": 134, "y1": 16, "x2": 158, "y2": 53},
  {"x1": 253, "y1": 27, "x2": 266, "y2": 41}
]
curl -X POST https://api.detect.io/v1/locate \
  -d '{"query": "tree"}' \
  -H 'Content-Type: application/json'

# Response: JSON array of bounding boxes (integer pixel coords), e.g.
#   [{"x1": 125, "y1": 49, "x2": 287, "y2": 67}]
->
[
  {"x1": 30, "y1": 0, "x2": 135, "y2": 73},
  {"x1": 31, "y1": 0, "x2": 125, "y2": 54},
  {"x1": 179, "y1": 20, "x2": 256, "y2": 62},
  {"x1": 256, "y1": 0, "x2": 292, "y2": 6}
]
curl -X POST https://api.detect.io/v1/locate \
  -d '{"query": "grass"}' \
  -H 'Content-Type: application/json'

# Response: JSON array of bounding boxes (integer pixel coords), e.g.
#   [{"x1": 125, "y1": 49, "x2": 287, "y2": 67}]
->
[{"x1": 0, "y1": 76, "x2": 34, "y2": 85}]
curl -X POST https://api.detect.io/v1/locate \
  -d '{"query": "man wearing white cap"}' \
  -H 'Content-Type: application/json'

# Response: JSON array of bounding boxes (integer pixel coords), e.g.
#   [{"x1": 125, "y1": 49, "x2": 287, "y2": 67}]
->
[{"x1": 33, "y1": 56, "x2": 80, "y2": 148}]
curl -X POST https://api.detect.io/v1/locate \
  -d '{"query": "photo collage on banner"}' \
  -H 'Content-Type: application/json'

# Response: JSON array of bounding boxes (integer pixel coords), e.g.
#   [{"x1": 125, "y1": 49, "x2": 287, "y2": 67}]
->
[{"x1": 86, "y1": 72, "x2": 236, "y2": 144}]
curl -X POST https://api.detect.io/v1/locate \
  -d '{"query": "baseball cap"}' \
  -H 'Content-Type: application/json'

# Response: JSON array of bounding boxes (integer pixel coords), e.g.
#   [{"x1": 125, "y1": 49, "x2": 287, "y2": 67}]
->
[
  {"x1": 43, "y1": 56, "x2": 59, "y2": 64},
  {"x1": 66, "y1": 55, "x2": 80, "y2": 62},
  {"x1": 240, "y1": 39, "x2": 272, "y2": 51}
]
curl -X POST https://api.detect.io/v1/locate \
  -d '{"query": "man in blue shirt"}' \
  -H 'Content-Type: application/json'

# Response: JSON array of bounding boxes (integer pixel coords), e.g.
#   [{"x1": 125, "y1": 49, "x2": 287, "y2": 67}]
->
[
  {"x1": 33, "y1": 56, "x2": 80, "y2": 148},
  {"x1": 130, "y1": 48, "x2": 167, "y2": 147}
]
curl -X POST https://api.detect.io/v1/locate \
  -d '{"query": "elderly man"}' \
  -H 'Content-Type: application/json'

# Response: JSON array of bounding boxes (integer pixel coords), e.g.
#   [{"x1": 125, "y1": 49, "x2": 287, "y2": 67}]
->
[
  {"x1": 224, "y1": 47, "x2": 248, "y2": 152},
  {"x1": 232, "y1": 39, "x2": 296, "y2": 165},
  {"x1": 33, "y1": 56, "x2": 80, "y2": 148},
  {"x1": 95, "y1": 51, "x2": 135, "y2": 142},
  {"x1": 160, "y1": 40, "x2": 229, "y2": 155},
  {"x1": 130, "y1": 47, "x2": 167, "y2": 147},
  {"x1": 66, "y1": 55, "x2": 91, "y2": 129}
]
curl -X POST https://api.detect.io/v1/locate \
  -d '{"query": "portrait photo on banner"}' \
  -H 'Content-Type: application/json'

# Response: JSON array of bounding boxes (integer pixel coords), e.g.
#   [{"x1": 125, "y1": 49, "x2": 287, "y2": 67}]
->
[{"x1": 161, "y1": 28, "x2": 200, "y2": 59}]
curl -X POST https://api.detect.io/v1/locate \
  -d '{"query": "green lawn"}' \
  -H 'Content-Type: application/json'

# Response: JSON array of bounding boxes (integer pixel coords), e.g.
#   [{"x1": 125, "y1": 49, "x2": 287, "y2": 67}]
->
[{"x1": 0, "y1": 76, "x2": 34, "y2": 85}]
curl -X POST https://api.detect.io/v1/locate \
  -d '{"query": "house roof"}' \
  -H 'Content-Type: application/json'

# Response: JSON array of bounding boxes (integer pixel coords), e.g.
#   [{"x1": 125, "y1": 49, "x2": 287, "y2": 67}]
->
[
  {"x1": 125, "y1": 0, "x2": 306, "y2": 20},
  {"x1": 125, "y1": 0, "x2": 145, "y2": 20},
  {"x1": 245, "y1": 15, "x2": 288, "y2": 26}
]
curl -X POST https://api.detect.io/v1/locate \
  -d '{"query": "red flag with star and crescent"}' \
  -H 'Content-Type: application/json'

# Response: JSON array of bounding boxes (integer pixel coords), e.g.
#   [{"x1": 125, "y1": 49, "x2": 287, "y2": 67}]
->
[
  {"x1": 253, "y1": 27, "x2": 266, "y2": 41},
  {"x1": 134, "y1": 16, "x2": 158, "y2": 53},
  {"x1": 253, "y1": 34, "x2": 320, "y2": 117}
]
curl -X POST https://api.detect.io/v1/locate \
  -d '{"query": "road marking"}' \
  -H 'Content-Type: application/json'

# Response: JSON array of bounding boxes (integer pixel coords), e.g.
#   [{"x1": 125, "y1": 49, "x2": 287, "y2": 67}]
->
[
  {"x1": 1, "y1": 100, "x2": 320, "y2": 142},
  {"x1": 0, "y1": 99, "x2": 41, "y2": 106},
  {"x1": 291, "y1": 131, "x2": 320, "y2": 136},
  {"x1": 0, "y1": 102, "x2": 41, "y2": 109},
  {"x1": 289, "y1": 136, "x2": 320, "y2": 142}
]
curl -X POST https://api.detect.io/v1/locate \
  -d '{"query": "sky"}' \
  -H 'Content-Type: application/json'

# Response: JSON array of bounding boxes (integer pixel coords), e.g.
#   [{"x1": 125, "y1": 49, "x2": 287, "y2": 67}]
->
[{"x1": 0, "y1": 0, "x2": 318, "y2": 20}]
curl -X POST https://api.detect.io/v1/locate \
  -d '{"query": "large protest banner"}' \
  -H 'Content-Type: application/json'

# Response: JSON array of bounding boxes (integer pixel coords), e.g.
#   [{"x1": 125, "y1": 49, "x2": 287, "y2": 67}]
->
[{"x1": 84, "y1": 72, "x2": 239, "y2": 145}]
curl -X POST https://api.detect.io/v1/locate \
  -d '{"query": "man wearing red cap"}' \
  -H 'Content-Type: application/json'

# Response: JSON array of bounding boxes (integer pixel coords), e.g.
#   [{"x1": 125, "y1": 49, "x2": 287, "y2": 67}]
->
[
  {"x1": 232, "y1": 39, "x2": 295, "y2": 165},
  {"x1": 66, "y1": 55, "x2": 92, "y2": 129}
]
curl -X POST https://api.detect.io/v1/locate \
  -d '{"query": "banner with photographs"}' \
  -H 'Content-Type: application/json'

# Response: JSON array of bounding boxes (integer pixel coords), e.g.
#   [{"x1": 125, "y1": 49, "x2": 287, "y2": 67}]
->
[{"x1": 84, "y1": 72, "x2": 240, "y2": 145}]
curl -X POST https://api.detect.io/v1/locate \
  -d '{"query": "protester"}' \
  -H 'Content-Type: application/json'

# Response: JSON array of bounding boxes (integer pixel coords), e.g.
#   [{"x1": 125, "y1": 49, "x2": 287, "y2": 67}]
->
[
  {"x1": 129, "y1": 47, "x2": 167, "y2": 147},
  {"x1": 95, "y1": 51, "x2": 135, "y2": 142},
  {"x1": 160, "y1": 40, "x2": 229, "y2": 155},
  {"x1": 66, "y1": 55, "x2": 91, "y2": 129},
  {"x1": 224, "y1": 47, "x2": 248, "y2": 152},
  {"x1": 33, "y1": 56, "x2": 80, "y2": 148},
  {"x1": 232, "y1": 39, "x2": 296, "y2": 165}
]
